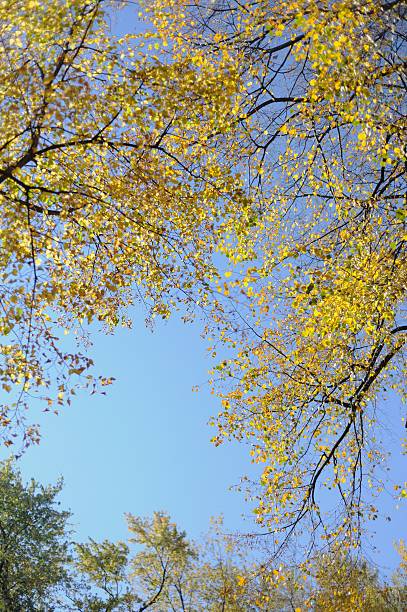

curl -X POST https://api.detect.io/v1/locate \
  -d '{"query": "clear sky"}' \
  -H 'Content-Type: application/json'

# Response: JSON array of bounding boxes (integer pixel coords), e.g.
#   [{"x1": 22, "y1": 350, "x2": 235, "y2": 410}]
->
[
  {"x1": 0, "y1": 0, "x2": 405, "y2": 583},
  {"x1": 14, "y1": 312, "x2": 260, "y2": 543}
]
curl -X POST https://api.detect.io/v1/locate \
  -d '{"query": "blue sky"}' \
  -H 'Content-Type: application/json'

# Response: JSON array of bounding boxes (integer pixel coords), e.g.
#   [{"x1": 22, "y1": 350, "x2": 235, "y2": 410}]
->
[{"x1": 15, "y1": 312, "x2": 259, "y2": 543}]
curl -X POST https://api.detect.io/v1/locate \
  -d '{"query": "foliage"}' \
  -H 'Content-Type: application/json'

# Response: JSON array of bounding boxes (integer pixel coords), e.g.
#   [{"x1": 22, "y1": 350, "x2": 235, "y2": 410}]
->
[
  {"x1": 0, "y1": 460, "x2": 71, "y2": 610},
  {"x1": 0, "y1": 0, "x2": 244, "y2": 446},
  {"x1": 74, "y1": 512, "x2": 263, "y2": 610},
  {"x1": 144, "y1": 0, "x2": 407, "y2": 548},
  {"x1": 300, "y1": 545, "x2": 407, "y2": 611},
  {"x1": 1, "y1": 0, "x2": 406, "y2": 554},
  {"x1": 71, "y1": 511, "x2": 407, "y2": 611},
  {"x1": 74, "y1": 513, "x2": 407, "y2": 611},
  {"x1": 72, "y1": 539, "x2": 134, "y2": 610},
  {"x1": 74, "y1": 512, "x2": 197, "y2": 610}
]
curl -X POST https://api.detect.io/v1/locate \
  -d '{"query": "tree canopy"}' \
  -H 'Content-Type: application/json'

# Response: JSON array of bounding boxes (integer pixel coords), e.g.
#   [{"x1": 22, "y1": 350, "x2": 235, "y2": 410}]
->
[
  {"x1": 144, "y1": 0, "x2": 407, "y2": 549},
  {"x1": 0, "y1": 0, "x2": 243, "y2": 445},
  {"x1": 0, "y1": 0, "x2": 406, "y2": 554}
]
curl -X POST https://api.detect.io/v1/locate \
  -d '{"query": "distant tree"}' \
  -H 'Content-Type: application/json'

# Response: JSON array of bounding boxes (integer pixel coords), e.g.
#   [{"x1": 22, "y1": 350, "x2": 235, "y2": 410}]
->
[
  {"x1": 74, "y1": 512, "x2": 196, "y2": 610},
  {"x1": 75, "y1": 519, "x2": 407, "y2": 611},
  {"x1": 0, "y1": 460, "x2": 71, "y2": 610},
  {"x1": 311, "y1": 547, "x2": 407, "y2": 612},
  {"x1": 0, "y1": 461, "x2": 406, "y2": 610},
  {"x1": 74, "y1": 512, "x2": 262, "y2": 611}
]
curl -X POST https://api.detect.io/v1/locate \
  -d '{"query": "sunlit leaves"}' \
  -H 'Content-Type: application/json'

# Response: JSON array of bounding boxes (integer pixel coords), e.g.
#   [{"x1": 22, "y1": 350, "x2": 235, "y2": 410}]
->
[
  {"x1": 1, "y1": 0, "x2": 405, "y2": 554},
  {"x1": 146, "y1": 0, "x2": 407, "y2": 548},
  {"x1": 0, "y1": 0, "x2": 246, "y2": 446}
]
